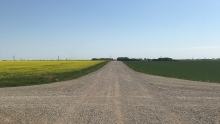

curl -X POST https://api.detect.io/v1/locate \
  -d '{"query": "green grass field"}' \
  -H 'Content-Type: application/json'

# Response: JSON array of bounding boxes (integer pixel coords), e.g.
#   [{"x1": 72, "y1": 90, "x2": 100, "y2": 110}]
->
[
  {"x1": 0, "y1": 60, "x2": 108, "y2": 87},
  {"x1": 124, "y1": 61, "x2": 220, "y2": 83}
]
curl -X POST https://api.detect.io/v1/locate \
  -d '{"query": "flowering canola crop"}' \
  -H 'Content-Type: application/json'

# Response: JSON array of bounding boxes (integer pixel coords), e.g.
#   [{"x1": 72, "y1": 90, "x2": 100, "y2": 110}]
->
[{"x1": 0, "y1": 61, "x2": 104, "y2": 79}]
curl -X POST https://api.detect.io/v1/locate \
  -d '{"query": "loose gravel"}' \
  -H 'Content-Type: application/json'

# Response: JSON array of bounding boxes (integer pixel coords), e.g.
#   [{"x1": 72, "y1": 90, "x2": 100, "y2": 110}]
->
[{"x1": 0, "y1": 61, "x2": 220, "y2": 124}]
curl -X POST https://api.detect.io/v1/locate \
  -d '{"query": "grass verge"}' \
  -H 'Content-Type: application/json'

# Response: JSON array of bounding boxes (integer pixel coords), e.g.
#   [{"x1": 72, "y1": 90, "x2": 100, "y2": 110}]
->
[
  {"x1": 124, "y1": 61, "x2": 220, "y2": 83},
  {"x1": 0, "y1": 61, "x2": 108, "y2": 88}
]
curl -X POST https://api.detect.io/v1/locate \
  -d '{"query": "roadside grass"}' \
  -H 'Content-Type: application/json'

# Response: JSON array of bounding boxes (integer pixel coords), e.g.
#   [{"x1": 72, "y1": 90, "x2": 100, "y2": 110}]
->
[
  {"x1": 124, "y1": 61, "x2": 220, "y2": 83},
  {"x1": 0, "y1": 60, "x2": 108, "y2": 87}
]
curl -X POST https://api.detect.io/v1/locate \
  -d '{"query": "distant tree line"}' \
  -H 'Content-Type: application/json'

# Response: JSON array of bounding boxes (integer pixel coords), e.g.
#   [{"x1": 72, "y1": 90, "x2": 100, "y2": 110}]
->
[
  {"x1": 151, "y1": 57, "x2": 173, "y2": 61},
  {"x1": 117, "y1": 57, "x2": 173, "y2": 61},
  {"x1": 92, "y1": 58, "x2": 113, "y2": 61},
  {"x1": 117, "y1": 57, "x2": 143, "y2": 61}
]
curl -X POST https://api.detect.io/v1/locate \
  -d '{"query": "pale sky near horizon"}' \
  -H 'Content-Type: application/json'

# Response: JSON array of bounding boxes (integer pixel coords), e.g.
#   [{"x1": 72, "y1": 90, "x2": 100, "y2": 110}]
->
[{"x1": 1, "y1": 0, "x2": 220, "y2": 60}]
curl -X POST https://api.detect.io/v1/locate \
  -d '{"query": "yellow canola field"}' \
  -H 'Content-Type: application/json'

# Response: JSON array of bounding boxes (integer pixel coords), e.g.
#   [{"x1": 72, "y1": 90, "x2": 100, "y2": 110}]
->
[{"x1": 0, "y1": 61, "x2": 104, "y2": 79}]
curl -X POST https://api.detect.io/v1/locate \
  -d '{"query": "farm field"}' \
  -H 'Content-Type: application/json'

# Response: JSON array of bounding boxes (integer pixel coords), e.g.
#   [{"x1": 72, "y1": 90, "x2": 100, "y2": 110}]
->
[
  {"x1": 0, "y1": 60, "x2": 108, "y2": 87},
  {"x1": 124, "y1": 61, "x2": 220, "y2": 83},
  {"x1": 1, "y1": 61, "x2": 220, "y2": 123}
]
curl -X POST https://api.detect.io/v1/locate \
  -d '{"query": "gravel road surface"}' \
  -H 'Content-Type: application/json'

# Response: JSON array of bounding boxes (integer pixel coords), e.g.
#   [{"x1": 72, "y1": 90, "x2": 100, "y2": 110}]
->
[{"x1": 0, "y1": 61, "x2": 220, "y2": 124}]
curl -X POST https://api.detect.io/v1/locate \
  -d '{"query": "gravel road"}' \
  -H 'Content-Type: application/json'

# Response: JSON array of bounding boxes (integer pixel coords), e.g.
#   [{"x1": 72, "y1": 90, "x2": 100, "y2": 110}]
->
[{"x1": 0, "y1": 61, "x2": 220, "y2": 124}]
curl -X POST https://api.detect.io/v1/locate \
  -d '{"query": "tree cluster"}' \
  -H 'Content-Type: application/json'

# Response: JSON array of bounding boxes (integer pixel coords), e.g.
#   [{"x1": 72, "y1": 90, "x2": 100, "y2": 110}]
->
[
  {"x1": 117, "y1": 57, "x2": 143, "y2": 61},
  {"x1": 117, "y1": 57, "x2": 173, "y2": 61},
  {"x1": 92, "y1": 58, "x2": 113, "y2": 61},
  {"x1": 151, "y1": 57, "x2": 173, "y2": 61}
]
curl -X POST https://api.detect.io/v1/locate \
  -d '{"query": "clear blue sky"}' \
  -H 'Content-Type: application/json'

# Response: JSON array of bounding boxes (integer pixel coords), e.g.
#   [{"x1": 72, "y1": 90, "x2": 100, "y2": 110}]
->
[{"x1": 1, "y1": 0, "x2": 220, "y2": 60}]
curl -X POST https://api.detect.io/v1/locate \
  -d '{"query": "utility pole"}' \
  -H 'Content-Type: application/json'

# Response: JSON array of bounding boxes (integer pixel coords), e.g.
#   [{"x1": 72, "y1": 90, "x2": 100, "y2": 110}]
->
[
  {"x1": 58, "y1": 55, "x2": 59, "y2": 61},
  {"x1": 13, "y1": 55, "x2": 15, "y2": 61}
]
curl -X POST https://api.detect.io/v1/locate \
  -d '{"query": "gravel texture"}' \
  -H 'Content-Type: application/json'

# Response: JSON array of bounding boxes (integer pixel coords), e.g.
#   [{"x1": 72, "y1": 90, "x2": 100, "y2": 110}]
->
[{"x1": 0, "y1": 61, "x2": 220, "y2": 124}]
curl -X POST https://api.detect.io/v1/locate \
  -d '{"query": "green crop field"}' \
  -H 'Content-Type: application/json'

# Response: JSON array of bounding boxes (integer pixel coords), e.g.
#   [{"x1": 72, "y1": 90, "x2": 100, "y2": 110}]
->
[
  {"x1": 124, "y1": 61, "x2": 220, "y2": 83},
  {"x1": 0, "y1": 60, "x2": 108, "y2": 87}
]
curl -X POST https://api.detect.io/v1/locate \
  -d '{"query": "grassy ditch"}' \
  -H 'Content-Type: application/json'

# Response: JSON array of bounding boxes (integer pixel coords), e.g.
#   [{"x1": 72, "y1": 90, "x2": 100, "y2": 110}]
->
[
  {"x1": 124, "y1": 61, "x2": 220, "y2": 83},
  {"x1": 0, "y1": 60, "x2": 108, "y2": 87}
]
